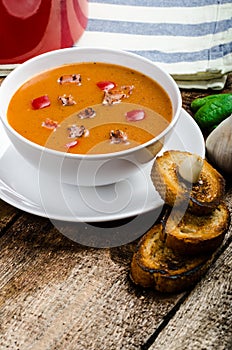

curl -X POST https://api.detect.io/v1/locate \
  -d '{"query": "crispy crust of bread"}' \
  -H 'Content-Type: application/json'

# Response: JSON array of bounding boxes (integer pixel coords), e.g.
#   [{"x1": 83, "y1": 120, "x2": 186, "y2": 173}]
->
[
  {"x1": 130, "y1": 150, "x2": 230, "y2": 293},
  {"x1": 164, "y1": 202, "x2": 230, "y2": 255},
  {"x1": 151, "y1": 150, "x2": 225, "y2": 215},
  {"x1": 130, "y1": 223, "x2": 214, "y2": 293}
]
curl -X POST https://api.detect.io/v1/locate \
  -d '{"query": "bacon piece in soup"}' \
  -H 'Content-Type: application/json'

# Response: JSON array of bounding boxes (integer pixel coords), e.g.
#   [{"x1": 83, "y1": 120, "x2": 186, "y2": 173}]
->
[
  {"x1": 58, "y1": 94, "x2": 76, "y2": 106},
  {"x1": 42, "y1": 118, "x2": 59, "y2": 130},
  {"x1": 102, "y1": 85, "x2": 134, "y2": 105},
  {"x1": 67, "y1": 125, "x2": 89, "y2": 139},
  {"x1": 110, "y1": 129, "x2": 129, "y2": 144},
  {"x1": 57, "y1": 74, "x2": 81, "y2": 85},
  {"x1": 78, "y1": 107, "x2": 96, "y2": 119}
]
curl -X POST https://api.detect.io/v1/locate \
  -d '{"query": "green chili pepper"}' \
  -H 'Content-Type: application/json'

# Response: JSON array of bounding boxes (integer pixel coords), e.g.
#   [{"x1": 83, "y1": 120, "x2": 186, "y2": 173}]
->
[{"x1": 191, "y1": 93, "x2": 232, "y2": 129}]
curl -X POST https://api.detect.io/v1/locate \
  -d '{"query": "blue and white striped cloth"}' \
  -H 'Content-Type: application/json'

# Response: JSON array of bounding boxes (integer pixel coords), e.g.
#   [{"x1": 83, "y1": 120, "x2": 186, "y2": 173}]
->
[{"x1": 76, "y1": 0, "x2": 232, "y2": 89}]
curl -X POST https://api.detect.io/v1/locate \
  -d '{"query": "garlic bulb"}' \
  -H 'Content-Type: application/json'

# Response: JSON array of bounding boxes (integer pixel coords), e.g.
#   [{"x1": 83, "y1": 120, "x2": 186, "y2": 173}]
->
[
  {"x1": 178, "y1": 154, "x2": 203, "y2": 183},
  {"x1": 206, "y1": 114, "x2": 232, "y2": 174}
]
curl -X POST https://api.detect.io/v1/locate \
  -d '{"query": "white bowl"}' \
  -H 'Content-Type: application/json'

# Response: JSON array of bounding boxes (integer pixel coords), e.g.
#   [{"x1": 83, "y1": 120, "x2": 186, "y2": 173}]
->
[{"x1": 0, "y1": 47, "x2": 182, "y2": 186}]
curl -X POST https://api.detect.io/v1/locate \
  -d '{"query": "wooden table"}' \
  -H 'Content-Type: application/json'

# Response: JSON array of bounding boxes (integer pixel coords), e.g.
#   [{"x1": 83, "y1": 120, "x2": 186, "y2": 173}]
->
[{"x1": 0, "y1": 75, "x2": 231, "y2": 350}]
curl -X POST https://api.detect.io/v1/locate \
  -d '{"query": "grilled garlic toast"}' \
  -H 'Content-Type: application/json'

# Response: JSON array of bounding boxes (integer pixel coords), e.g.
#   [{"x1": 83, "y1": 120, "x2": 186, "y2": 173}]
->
[
  {"x1": 151, "y1": 150, "x2": 225, "y2": 215},
  {"x1": 164, "y1": 202, "x2": 230, "y2": 255},
  {"x1": 130, "y1": 150, "x2": 230, "y2": 293},
  {"x1": 130, "y1": 223, "x2": 213, "y2": 293}
]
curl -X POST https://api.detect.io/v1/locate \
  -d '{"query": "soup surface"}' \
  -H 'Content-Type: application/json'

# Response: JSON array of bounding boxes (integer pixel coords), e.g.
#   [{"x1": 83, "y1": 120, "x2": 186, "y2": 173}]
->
[{"x1": 7, "y1": 62, "x2": 173, "y2": 154}]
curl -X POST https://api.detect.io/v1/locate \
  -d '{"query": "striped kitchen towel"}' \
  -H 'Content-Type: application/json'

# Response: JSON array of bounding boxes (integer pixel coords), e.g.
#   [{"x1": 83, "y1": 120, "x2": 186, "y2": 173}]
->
[{"x1": 76, "y1": 0, "x2": 232, "y2": 89}]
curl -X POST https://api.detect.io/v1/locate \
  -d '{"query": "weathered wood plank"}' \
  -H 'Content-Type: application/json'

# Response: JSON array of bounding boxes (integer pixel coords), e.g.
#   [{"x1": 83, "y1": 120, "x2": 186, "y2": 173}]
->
[
  {"x1": 0, "y1": 200, "x2": 20, "y2": 236},
  {"x1": 144, "y1": 187, "x2": 232, "y2": 350},
  {"x1": 0, "y1": 213, "x2": 184, "y2": 350},
  {"x1": 0, "y1": 176, "x2": 231, "y2": 350},
  {"x1": 147, "y1": 240, "x2": 232, "y2": 350},
  {"x1": 0, "y1": 214, "x2": 52, "y2": 289},
  {"x1": 1, "y1": 184, "x2": 232, "y2": 350}
]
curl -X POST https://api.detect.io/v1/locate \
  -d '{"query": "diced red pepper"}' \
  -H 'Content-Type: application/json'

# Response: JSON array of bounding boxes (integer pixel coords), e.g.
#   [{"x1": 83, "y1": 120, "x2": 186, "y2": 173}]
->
[
  {"x1": 65, "y1": 140, "x2": 79, "y2": 149},
  {"x1": 31, "y1": 95, "x2": 50, "y2": 110},
  {"x1": 125, "y1": 109, "x2": 145, "y2": 121},
  {"x1": 96, "y1": 81, "x2": 116, "y2": 91}
]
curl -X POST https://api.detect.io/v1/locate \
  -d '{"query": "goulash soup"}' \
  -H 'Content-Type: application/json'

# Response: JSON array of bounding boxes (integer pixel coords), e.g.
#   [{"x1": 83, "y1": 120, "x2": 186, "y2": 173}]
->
[{"x1": 7, "y1": 62, "x2": 173, "y2": 154}]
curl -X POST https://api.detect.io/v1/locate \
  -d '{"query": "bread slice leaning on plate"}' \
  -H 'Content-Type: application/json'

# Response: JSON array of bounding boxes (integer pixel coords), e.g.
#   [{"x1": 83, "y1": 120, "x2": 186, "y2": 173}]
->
[
  {"x1": 130, "y1": 223, "x2": 214, "y2": 294},
  {"x1": 150, "y1": 150, "x2": 225, "y2": 215},
  {"x1": 164, "y1": 202, "x2": 230, "y2": 255}
]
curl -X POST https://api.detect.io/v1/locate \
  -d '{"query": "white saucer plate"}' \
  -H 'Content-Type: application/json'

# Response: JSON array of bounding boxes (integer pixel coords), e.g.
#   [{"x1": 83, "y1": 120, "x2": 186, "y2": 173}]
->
[{"x1": 0, "y1": 109, "x2": 204, "y2": 223}]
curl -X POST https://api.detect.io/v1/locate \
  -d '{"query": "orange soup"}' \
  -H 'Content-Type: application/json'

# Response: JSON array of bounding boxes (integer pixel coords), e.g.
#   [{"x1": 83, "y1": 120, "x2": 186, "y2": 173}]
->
[{"x1": 7, "y1": 62, "x2": 173, "y2": 154}]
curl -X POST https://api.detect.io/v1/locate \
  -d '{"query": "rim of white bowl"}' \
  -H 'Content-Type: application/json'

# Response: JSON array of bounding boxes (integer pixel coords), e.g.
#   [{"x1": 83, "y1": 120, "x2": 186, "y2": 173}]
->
[{"x1": 0, "y1": 47, "x2": 182, "y2": 160}]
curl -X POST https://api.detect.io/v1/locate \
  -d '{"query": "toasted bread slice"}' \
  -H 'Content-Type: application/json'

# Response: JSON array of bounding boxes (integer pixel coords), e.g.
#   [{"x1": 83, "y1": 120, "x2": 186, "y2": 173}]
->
[
  {"x1": 130, "y1": 223, "x2": 213, "y2": 293},
  {"x1": 164, "y1": 202, "x2": 230, "y2": 255},
  {"x1": 151, "y1": 150, "x2": 225, "y2": 215}
]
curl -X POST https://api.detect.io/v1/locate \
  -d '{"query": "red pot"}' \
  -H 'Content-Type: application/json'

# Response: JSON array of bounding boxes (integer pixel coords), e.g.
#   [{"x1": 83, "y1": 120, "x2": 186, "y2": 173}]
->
[{"x1": 0, "y1": 0, "x2": 88, "y2": 64}]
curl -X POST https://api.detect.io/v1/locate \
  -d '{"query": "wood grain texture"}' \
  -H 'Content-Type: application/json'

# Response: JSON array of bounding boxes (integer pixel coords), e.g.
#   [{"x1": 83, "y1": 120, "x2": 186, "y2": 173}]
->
[
  {"x1": 148, "y1": 240, "x2": 232, "y2": 350},
  {"x1": 0, "y1": 201, "x2": 20, "y2": 236},
  {"x1": 146, "y1": 186, "x2": 232, "y2": 350},
  {"x1": 0, "y1": 190, "x2": 231, "y2": 350},
  {"x1": 0, "y1": 213, "x2": 184, "y2": 350}
]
